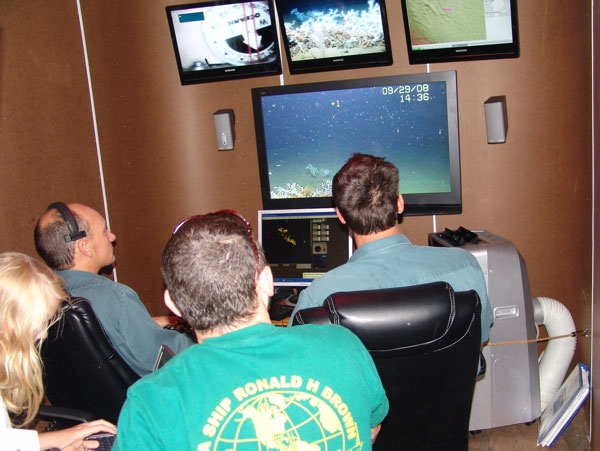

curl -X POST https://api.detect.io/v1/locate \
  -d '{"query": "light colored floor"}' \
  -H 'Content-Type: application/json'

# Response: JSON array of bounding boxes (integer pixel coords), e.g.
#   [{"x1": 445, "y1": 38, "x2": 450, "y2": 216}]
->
[{"x1": 468, "y1": 406, "x2": 590, "y2": 450}]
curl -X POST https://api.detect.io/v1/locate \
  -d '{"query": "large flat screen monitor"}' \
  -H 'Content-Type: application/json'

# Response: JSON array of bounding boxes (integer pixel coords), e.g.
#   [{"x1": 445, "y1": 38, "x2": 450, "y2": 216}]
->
[
  {"x1": 258, "y1": 209, "x2": 353, "y2": 286},
  {"x1": 400, "y1": 0, "x2": 519, "y2": 64},
  {"x1": 166, "y1": 0, "x2": 282, "y2": 84},
  {"x1": 252, "y1": 70, "x2": 461, "y2": 215},
  {"x1": 275, "y1": 0, "x2": 393, "y2": 74}
]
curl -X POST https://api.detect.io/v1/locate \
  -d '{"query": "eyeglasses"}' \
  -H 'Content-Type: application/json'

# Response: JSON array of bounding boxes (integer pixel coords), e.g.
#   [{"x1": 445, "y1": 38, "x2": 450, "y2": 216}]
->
[{"x1": 172, "y1": 210, "x2": 260, "y2": 276}]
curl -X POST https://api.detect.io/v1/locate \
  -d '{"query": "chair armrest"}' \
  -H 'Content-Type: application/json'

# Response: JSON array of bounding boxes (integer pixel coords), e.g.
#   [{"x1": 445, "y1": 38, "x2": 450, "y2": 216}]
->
[{"x1": 38, "y1": 405, "x2": 97, "y2": 424}]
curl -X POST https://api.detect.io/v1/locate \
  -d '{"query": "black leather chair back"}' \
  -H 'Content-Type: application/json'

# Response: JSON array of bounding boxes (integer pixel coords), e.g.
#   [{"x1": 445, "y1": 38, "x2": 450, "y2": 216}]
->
[
  {"x1": 292, "y1": 281, "x2": 481, "y2": 451},
  {"x1": 42, "y1": 297, "x2": 139, "y2": 424}
]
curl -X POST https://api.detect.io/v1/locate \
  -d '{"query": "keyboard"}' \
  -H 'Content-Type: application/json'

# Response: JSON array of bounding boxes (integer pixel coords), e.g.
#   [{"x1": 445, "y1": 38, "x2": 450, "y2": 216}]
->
[
  {"x1": 269, "y1": 301, "x2": 295, "y2": 321},
  {"x1": 85, "y1": 432, "x2": 115, "y2": 450}
]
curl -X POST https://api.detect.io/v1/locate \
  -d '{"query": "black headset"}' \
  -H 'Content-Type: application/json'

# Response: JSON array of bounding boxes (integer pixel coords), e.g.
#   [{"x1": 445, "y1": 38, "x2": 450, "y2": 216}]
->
[{"x1": 47, "y1": 202, "x2": 87, "y2": 243}]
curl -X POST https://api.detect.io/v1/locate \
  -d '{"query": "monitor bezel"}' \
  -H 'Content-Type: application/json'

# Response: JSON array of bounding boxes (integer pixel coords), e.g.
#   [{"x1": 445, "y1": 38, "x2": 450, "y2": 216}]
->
[
  {"x1": 275, "y1": 0, "x2": 393, "y2": 75},
  {"x1": 400, "y1": 0, "x2": 519, "y2": 65},
  {"x1": 258, "y1": 208, "x2": 354, "y2": 286},
  {"x1": 252, "y1": 70, "x2": 462, "y2": 216},
  {"x1": 165, "y1": 0, "x2": 282, "y2": 85}
]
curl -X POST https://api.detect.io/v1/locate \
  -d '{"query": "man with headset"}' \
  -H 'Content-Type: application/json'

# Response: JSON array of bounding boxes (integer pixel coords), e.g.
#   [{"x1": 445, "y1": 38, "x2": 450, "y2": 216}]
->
[{"x1": 34, "y1": 202, "x2": 194, "y2": 376}]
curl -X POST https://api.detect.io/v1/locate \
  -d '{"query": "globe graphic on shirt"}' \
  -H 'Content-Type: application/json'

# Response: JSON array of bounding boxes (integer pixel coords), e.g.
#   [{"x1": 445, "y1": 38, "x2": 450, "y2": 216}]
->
[{"x1": 209, "y1": 391, "x2": 363, "y2": 450}]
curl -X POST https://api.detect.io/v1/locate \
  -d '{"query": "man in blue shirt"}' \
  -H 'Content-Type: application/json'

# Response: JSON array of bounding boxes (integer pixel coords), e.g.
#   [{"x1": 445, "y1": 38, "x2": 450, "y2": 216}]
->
[
  {"x1": 34, "y1": 202, "x2": 194, "y2": 376},
  {"x1": 290, "y1": 153, "x2": 493, "y2": 344}
]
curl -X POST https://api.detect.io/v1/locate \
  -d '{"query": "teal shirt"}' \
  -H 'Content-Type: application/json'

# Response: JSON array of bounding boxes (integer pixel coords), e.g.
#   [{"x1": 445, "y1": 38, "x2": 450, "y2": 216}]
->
[
  {"x1": 290, "y1": 234, "x2": 493, "y2": 343},
  {"x1": 58, "y1": 270, "x2": 194, "y2": 376},
  {"x1": 114, "y1": 323, "x2": 389, "y2": 450}
]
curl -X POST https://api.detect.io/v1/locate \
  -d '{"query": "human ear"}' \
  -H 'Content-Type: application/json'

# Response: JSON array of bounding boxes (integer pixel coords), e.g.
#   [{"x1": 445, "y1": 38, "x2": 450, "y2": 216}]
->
[
  {"x1": 335, "y1": 207, "x2": 347, "y2": 224},
  {"x1": 256, "y1": 265, "x2": 274, "y2": 309},
  {"x1": 164, "y1": 290, "x2": 183, "y2": 317},
  {"x1": 397, "y1": 194, "x2": 405, "y2": 215},
  {"x1": 76, "y1": 237, "x2": 93, "y2": 258}
]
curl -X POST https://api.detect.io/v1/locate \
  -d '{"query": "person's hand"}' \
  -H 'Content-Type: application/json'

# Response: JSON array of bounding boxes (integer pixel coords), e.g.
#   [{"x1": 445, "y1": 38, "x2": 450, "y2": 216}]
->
[
  {"x1": 38, "y1": 419, "x2": 116, "y2": 450},
  {"x1": 371, "y1": 423, "x2": 382, "y2": 444}
]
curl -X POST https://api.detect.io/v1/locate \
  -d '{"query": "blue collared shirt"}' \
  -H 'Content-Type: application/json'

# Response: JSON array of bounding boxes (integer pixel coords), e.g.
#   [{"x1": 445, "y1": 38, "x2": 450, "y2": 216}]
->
[
  {"x1": 58, "y1": 270, "x2": 194, "y2": 376},
  {"x1": 290, "y1": 234, "x2": 493, "y2": 343}
]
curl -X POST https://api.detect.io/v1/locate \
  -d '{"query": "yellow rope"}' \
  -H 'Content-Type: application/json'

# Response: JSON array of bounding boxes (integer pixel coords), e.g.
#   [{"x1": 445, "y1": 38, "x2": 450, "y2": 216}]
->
[{"x1": 484, "y1": 329, "x2": 588, "y2": 347}]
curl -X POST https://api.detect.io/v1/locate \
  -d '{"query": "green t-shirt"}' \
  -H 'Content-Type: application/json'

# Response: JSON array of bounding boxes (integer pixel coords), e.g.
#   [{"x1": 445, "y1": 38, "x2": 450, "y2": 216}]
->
[{"x1": 114, "y1": 322, "x2": 389, "y2": 450}]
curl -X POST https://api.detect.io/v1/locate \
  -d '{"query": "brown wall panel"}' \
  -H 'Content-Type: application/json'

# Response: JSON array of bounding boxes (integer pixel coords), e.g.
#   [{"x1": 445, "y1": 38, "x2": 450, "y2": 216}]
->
[{"x1": 0, "y1": 1, "x2": 103, "y2": 258}]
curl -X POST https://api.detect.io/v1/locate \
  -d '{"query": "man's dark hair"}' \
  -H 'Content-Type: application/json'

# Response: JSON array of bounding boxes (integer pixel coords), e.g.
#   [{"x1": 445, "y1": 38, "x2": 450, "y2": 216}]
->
[
  {"x1": 333, "y1": 153, "x2": 400, "y2": 235},
  {"x1": 34, "y1": 209, "x2": 89, "y2": 270},
  {"x1": 161, "y1": 213, "x2": 266, "y2": 332}
]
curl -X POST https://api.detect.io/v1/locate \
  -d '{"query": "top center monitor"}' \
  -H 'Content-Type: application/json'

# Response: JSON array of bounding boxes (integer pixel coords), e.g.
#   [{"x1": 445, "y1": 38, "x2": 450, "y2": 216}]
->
[{"x1": 275, "y1": 0, "x2": 393, "y2": 74}]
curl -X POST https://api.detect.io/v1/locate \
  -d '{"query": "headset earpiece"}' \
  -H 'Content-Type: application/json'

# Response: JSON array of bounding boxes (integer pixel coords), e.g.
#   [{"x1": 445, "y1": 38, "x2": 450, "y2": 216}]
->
[{"x1": 47, "y1": 202, "x2": 87, "y2": 243}]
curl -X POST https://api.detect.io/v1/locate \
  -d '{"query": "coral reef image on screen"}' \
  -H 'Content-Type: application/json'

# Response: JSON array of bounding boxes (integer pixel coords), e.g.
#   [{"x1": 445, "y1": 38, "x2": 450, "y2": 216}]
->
[
  {"x1": 281, "y1": 0, "x2": 387, "y2": 61},
  {"x1": 406, "y1": 0, "x2": 485, "y2": 45},
  {"x1": 261, "y1": 81, "x2": 452, "y2": 199}
]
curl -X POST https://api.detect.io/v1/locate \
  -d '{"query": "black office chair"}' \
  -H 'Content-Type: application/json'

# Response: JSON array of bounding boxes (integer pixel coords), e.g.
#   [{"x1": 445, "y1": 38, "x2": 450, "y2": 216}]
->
[
  {"x1": 292, "y1": 281, "x2": 482, "y2": 451},
  {"x1": 41, "y1": 297, "x2": 140, "y2": 425}
]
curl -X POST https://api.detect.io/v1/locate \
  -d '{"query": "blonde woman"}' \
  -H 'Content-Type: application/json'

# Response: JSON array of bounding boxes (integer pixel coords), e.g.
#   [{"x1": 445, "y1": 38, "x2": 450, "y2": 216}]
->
[{"x1": 0, "y1": 252, "x2": 116, "y2": 451}]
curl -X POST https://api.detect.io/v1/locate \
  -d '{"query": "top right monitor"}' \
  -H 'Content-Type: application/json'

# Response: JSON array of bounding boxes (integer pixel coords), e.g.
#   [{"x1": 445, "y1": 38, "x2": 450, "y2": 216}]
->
[{"x1": 400, "y1": 0, "x2": 519, "y2": 64}]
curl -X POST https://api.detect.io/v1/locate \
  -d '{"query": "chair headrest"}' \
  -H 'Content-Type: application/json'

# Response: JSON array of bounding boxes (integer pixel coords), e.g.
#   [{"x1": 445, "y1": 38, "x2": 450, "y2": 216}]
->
[{"x1": 295, "y1": 281, "x2": 480, "y2": 355}]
